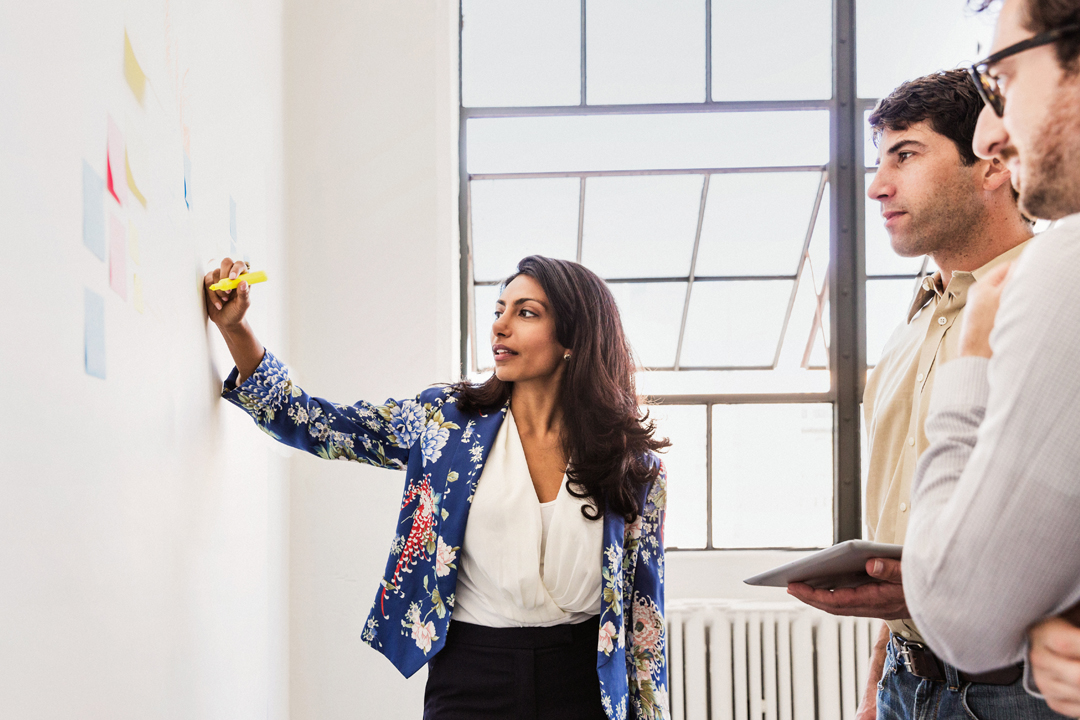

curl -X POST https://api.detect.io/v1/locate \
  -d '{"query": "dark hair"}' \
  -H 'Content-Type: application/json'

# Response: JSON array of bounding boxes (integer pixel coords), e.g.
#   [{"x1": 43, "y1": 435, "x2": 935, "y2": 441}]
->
[
  {"x1": 869, "y1": 68, "x2": 985, "y2": 165},
  {"x1": 450, "y1": 255, "x2": 669, "y2": 521},
  {"x1": 971, "y1": 0, "x2": 1080, "y2": 72}
]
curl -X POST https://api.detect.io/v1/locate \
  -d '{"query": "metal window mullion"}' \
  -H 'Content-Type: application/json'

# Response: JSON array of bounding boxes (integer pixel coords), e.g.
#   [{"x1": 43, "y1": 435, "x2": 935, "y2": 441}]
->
[
  {"x1": 469, "y1": 165, "x2": 824, "y2": 181},
  {"x1": 831, "y1": 0, "x2": 864, "y2": 543},
  {"x1": 462, "y1": 99, "x2": 832, "y2": 118},
  {"x1": 705, "y1": 401, "x2": 714, "y2": 549},
  {"x1": 576, "y1": 177, "x2": 586, "y2": 263},
  {"x1": 705, "y1": 0, "x2": 712, "y2": 103},
  {"x1": 459, "y1": 106, "x2": 472, "y2": 376},
  {"x1": 674, "y1": 174, "x2": 710, "y2": 370},
  {"x1": 580, "y1": 0, "x2": 587, "y2": 106}
]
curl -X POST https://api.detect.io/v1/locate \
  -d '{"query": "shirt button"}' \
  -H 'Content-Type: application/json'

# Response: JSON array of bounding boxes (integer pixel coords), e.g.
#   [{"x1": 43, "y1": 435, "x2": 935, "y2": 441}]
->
[
  {"x1": 902, "y1": 630, "x2": 911, "y2": 638},
  {"x1": 900, "y1": 502, "x2": 908, "y2": 512},
  {"x1": 916, "y1": 373, "x2": 924, "y2": 383},
  {"x1": 938, "y1": 316, "x2": 948, "y2": 326},
  {"x1": 908, "y1": 437, "x2": 915, "y2": 446}
]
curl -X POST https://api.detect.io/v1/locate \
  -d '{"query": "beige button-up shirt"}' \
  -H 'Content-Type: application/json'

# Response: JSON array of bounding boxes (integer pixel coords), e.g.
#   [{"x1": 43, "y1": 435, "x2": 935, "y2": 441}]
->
[{"x1": 862, "y1": 242, "x2": 1027, "y2": 642}]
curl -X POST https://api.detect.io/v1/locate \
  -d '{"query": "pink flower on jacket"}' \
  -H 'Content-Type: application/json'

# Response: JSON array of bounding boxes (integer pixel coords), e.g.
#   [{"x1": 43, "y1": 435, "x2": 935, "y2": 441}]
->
[
  {"x1": 598, "y1": 620, "x2": 618, "y2": 655},
  {"x1": 632, "y1": 596, "x2": 665, "y2": 659},
  {"x1": 412, "y1": 620, "x2": 437, "y2": 654},
  {"x1": 435, "y1": 537, "x2": 457, "y2": 577}
]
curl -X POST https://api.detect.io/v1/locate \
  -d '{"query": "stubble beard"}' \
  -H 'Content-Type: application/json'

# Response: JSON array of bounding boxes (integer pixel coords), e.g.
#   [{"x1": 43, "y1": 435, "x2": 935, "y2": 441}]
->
[
  {"x1": 1018, "y1": 80, "x2": 1080, "y2": 220},
  {"x1": 889, "y1": 179, "x2": 988, "y2": 260}
]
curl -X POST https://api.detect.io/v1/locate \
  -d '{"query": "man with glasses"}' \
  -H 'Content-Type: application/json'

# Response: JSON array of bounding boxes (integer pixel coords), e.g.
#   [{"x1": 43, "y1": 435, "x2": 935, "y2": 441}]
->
[
  {"x1": 902, "y1": 0, "x2": 1080, "y2": 716},
  {"x1": 787, "y1": 68, "x2": 1046, "y2": 720}
]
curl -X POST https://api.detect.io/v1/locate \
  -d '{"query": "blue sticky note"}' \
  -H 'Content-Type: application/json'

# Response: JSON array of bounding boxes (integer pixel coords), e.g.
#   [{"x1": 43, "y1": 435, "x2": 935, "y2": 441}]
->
[
  {"x1": 82, "y1": 161, "x2": 106, "y2": 260},
  {"x1": 229, "y1": 195, "x2": 237, "y2": 241},
  {"x1": 183, "y1": 152, "x2": 192, "y2": 210},
  {"x1": 84, "y1": 288, "x2": 106, "y2": 379}
]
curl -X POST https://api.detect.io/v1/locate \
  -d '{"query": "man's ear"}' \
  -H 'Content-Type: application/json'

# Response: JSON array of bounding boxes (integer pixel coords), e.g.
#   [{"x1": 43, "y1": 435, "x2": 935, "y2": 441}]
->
[{"x1": 981, "y1": 157, "x2": 1013, "y2": 193}]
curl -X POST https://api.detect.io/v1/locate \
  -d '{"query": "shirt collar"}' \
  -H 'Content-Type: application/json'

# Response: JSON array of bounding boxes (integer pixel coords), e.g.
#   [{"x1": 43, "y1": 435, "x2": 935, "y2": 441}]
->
[{"x1": 905, "y1": 239, "x2": 1031, "y2": 324}]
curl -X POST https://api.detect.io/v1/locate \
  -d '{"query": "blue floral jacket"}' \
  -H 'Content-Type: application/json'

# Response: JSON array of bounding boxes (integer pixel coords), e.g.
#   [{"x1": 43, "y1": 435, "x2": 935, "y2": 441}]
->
[{"x1": 223, "y1": 351, "x2": 669, "y2": 720}]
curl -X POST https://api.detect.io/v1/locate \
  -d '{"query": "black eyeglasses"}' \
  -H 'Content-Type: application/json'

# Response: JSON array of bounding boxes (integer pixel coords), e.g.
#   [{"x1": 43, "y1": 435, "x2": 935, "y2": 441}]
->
[{"x1": 969, "y1": 24, "x2": 1080, "y2": 117}]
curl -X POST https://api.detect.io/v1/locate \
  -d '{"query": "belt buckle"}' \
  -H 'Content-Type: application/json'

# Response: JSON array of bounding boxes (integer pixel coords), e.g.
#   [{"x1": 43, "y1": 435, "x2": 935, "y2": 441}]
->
[{"x1": 896, "y1": 638, "x2": 926, "y2": 675}]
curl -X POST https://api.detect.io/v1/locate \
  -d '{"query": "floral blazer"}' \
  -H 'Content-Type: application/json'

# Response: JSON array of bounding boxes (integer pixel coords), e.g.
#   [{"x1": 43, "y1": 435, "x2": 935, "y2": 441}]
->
[{"x1": 223, "y1": 350, "x2": 669, "y2": 720}]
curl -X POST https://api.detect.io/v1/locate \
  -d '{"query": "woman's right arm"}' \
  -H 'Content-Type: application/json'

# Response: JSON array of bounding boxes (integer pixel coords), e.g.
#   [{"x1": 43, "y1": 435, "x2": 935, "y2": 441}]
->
[{"x1": 203, "y1": 258, "x2": 436, "y2": 470}]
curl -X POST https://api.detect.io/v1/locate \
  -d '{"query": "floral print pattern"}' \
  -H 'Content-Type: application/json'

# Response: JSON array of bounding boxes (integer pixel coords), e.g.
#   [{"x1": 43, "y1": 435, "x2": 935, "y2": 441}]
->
[{"x1": 222, "y1": 350, "x2": 667, "y2": 718}]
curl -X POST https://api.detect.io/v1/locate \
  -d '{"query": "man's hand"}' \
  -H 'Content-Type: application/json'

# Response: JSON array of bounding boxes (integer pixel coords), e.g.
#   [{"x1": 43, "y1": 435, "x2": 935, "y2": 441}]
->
[
  {"x1": 1029, "y1": 616, "x2": 1080, "y2": 715},
  {"x1": 787, "y1": 558, "x2": 908, "y2": 619},
  {"x1": 959, "y1": 262, "x2": 1013, "y2": 359}
]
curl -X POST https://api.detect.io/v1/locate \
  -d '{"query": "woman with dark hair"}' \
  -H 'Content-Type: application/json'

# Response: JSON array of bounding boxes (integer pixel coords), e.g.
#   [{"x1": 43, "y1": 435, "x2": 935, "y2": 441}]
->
[{"x1": 204, "y1": 254, "x2": 670, "y2": 720}]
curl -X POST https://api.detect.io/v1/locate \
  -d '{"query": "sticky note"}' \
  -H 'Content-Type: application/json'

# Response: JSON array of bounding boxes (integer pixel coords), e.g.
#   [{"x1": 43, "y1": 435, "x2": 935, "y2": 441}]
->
[
  {"x1": 128, "y1": 221, "x2": 139, "y2": 264},
  {"x1": 106, "y1": 115, "x2": 125, "y2": 205},
  {"x1": 230, "y1": 196, "x2": 237, "y2": 241},
  {"x1": 124, "y1": 31, "x2": 147, "y2": 104},
  {"x1": 82, "y1": 161, "x2": 106, "y2": 261},
  {"x1": 84, "y1": 288, "x2": 106, "y2": 379},
  {"x1": 125, "y1": 149, "x2": 147, "y2": 207},
  {"x1": 133, "y1": 274, "x2": 144, "y2": 314},
  {"x1": 109, "y1": 215, "x2": 127, "y2": 300},
  {"x1": 183, "y1": 152, "x2": 191, "y2": 210}
]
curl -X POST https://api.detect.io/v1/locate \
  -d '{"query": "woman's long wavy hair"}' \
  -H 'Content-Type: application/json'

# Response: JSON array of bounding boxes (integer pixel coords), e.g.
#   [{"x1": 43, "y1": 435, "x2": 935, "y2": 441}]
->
[{"x1": 451, "y1": 255, "x2": 669, "y2": 521}]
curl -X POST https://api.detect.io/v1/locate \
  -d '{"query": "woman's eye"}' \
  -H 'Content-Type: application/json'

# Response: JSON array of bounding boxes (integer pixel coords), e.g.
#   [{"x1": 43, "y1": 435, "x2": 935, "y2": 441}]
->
[
  {"x1": 520, "y1": 308, "x2": 537, "y2": 318},
  {"x1": 493, "y1": 310, "x2": 503, "y2": 319}
]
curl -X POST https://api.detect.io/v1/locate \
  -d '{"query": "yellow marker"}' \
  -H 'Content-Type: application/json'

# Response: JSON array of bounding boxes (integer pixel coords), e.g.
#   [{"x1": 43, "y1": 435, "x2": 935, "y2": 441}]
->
[{"x1": 210, "y1": 270, "x2": 267, "y2": 292}]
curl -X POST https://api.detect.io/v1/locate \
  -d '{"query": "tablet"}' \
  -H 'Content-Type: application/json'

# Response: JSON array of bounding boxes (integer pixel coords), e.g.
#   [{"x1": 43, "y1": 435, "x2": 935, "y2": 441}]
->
[{"x1": 743, "y1": 540, "x2": 903, "y2": 589}]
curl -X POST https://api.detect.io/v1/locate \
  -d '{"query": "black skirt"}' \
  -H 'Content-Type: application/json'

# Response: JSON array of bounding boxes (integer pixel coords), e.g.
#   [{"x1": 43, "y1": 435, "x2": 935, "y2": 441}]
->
[{"x1": 423, "y1": 616, "x2": 609, "y2": 720}]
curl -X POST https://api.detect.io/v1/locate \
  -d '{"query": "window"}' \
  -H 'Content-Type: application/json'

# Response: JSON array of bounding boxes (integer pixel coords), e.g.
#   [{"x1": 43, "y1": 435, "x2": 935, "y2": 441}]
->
[{"x1": 460, "y1": 0, "x2": 996, "y2": 549}]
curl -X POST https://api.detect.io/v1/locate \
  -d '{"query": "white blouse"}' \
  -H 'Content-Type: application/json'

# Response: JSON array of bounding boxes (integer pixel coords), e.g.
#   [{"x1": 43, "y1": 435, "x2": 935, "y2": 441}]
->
[{"x1": 452, "y1": 410, "x2": 604, "y2": 627}]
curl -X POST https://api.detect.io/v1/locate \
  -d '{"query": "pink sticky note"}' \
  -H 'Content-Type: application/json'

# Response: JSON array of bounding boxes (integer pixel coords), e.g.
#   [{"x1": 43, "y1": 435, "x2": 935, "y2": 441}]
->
[
  {"x1": 109, "y1": 215, "x2": 127, "y2": 300},
  {"x1": 107, "y1": 115, "x2": 126, "y2": 205}
]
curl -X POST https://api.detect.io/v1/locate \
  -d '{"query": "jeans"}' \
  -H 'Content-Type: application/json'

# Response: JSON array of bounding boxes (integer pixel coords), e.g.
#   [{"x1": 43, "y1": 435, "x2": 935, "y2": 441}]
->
[{"x1": 877, "y1": 637, "x2": 1070, "y2": 720}]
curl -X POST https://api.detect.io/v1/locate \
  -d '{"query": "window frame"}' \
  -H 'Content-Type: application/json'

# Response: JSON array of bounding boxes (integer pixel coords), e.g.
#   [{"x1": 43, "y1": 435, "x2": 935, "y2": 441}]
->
[{"x1": 458, "y1": 0, "x2": 870, "y2": 548}]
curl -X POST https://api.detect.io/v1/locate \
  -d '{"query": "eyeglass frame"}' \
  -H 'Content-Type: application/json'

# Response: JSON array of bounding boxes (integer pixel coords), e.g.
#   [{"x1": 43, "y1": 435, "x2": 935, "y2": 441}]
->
[{"x1": 969, "y1": 24, "x2": 1080, "y2": 117}]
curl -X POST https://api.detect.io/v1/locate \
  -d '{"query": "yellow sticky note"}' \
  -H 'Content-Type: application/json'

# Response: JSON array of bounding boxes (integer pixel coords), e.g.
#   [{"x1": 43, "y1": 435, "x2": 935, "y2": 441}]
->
[
  {"x1": 133, "y1": 274, "x2": 144, "y2": 314},
  {"x1": 125, "y1": 149, "x2": 147, "y2": 207},
  {"x1": 124, "y1": 31, "x2": 147, "y2": 104},
  {"x1": 128, "y1": 221, "x2": 140, "y2": 264}
]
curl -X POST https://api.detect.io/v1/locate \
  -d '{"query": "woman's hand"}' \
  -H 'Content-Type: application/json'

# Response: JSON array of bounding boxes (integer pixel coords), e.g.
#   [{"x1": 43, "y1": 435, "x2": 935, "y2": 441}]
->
[
  {"x1": 204, "y1": 257, "x2": 252, "y2": 330},
  {"x1": 958, "y1": 262, "x2": 1013, "y2": 359},
  {"x1": 203, "y1": 257, "x2": 264, "y2": 383},
  {"x1": 1029, "y1": 616, "x2": 1080, "y2": 715}
]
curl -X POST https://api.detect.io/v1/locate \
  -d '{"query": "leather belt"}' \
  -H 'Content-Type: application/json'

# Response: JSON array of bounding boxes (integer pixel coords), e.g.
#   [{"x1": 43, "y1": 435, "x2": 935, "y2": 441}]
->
[{"x1": 891, "y1": 635, "x2": 1023, "y2": 686}]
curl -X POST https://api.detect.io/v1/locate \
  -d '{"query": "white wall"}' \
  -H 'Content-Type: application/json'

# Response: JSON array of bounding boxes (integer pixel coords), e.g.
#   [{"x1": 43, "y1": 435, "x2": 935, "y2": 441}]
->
[
  {"x1": 0, "y1": 1, "x2": 288, "y2": 718},
  {"x1": 282, "y1": 1, "x2": 460, "y2": 717}
]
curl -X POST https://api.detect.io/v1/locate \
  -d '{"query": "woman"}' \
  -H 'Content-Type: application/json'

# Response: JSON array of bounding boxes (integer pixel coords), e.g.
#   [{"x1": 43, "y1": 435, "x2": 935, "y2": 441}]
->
[{"x1": 204, "y1": 255, "x2": 669, "y2": 720}]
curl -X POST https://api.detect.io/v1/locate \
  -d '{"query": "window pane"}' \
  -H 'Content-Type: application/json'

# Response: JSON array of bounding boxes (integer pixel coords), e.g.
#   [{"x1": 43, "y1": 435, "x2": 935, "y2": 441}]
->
[
  {"x1": 586, "y1": 0, "x2": 705, "y2": 104},
  {"x1": 461, "y1": 0, "x2": 581, "y2": 107},
  {"x1": 865, "y1": 278, "x2": 918, "y2": 367},
  {"x1": 471, "y1": 178, "x2": 580, "y2": 282},
  {"x1": 712, "y1": 404, "x2": 833, "y2": 548},
  {"x1": 857, "y1": 0, "x2": 996, "y2": 99},
  {"x1": 695, "y1": 172, "x2": 822, "y2": 277},
  {"x1": 679, "y1": 280, "x2": 793, "y2": 368},
  {"x1": 864, "y1": 172, "x2": 927, "y2": 276},
  {"x1": 608, "y1": 282, "x2": 687, "y2": 369},
  {"x1": 712, "y1": 0, "x2": 832, "y2": 101},
  {"x1": 467, "y1": 111, "x2": 831, "y2": 174},
  {"x1": 648, "y1": 404, "x2": 707, "y2": 549},
  {"x1": 473, "y1": 284, "x2": 502, "y2": 370},
  {"x1": 581, "y1": 175, "x2": 702, "y2": 279}
]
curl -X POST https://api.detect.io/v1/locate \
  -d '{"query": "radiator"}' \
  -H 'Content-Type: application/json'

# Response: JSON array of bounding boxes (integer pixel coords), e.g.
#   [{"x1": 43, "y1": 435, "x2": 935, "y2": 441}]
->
[{"x1": 667, "y1": 600, "x2": 882, "y2": 720}]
